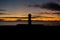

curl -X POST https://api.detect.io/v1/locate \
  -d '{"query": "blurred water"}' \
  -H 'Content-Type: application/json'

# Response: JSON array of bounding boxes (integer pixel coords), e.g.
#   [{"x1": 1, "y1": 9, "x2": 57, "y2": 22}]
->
[{"x1": 0, "y1": 21, "x2": 60, "y2": 26}]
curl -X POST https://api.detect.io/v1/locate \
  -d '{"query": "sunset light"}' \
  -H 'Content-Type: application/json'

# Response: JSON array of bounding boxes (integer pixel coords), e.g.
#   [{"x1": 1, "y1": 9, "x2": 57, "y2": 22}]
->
[
  {"x1": 0, "y1": 17, "x2": 60, "y2": 21},
  {"x1": 0, "y1": 0, "x2": 60, "y2": 26}
]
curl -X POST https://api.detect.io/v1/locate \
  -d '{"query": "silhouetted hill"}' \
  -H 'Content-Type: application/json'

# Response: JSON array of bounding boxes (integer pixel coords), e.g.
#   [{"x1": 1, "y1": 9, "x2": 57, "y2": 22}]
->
[{"x1": 0, "y1": 24, "x2": 60, "y2": 32}]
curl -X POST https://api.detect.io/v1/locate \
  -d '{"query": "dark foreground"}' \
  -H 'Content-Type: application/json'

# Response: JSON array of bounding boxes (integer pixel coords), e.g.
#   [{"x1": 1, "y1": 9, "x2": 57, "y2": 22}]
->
[{"x1": 0, "y1": 24, "x2": 60, "y2": 32}]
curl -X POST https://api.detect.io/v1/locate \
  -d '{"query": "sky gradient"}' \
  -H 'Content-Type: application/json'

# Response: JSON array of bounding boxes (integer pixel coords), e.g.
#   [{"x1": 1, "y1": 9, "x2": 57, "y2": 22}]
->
[{"x1": 0, "y1": 0, "x2": 60, "y2": 21}]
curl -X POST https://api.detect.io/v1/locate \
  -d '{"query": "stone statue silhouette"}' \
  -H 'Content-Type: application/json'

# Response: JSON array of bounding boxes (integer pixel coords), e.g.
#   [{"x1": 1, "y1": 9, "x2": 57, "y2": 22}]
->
[{"x1": 28, "y1": 14, "x2": 31, "y2": 25}]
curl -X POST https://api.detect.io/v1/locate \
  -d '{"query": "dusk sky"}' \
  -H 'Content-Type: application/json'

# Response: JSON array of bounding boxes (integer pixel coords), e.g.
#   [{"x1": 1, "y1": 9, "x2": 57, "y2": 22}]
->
[{"x1": 0, "y1": 0, "x2": 60, "y2": 17}]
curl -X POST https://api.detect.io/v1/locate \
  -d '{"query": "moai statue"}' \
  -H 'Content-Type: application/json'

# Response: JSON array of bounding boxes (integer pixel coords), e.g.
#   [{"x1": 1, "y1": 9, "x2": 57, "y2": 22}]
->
[{"x1": 28, "y1": 13, "x2": 32, "y2": 25}]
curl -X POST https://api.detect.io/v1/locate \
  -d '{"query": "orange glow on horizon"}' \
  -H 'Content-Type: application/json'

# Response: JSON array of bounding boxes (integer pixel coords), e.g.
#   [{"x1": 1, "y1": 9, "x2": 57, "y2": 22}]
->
[{"x1": 0, "y1": 17, "x2": 60, "y2": 21}]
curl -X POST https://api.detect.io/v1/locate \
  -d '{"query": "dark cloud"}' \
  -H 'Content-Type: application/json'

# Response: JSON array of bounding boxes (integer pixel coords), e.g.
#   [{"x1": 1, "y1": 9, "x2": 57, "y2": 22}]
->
[
  {"x1": 41, "y1": 2, "x2": 60, "y2": 11},
  {"x1": 0, "y1": 13, "x2": 7, "y2": 15},
  {"x1": 53, "y1": 13, "x2": 60, "y2": 14},
  {"x1": 0, "y1": 9, "x2": 6, "y2": 11},
  {"x1": 32, "y1": 15, "x2": 54, "y2": 18},
  {"x1": 0, "y1": 9, "x2": 7, "y2": 15},
  {"x1": 28, "y1": 2, "x2": 60, "y2": 11}
]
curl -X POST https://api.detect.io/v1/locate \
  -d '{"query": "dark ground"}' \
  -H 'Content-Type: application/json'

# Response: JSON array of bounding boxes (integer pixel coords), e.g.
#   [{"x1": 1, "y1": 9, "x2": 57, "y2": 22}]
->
[{"x1": 0, "y1": 24, "x2": 60, "y2": 32}]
